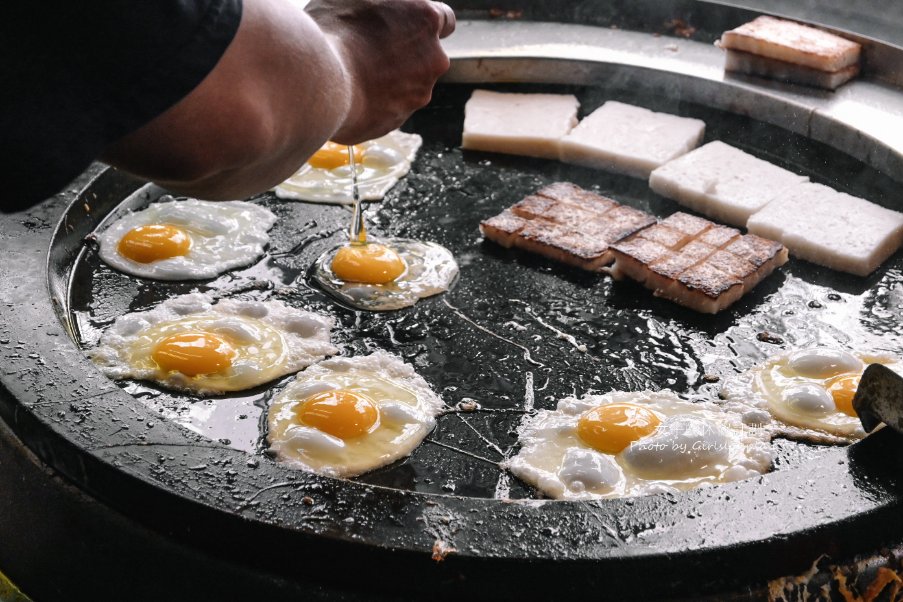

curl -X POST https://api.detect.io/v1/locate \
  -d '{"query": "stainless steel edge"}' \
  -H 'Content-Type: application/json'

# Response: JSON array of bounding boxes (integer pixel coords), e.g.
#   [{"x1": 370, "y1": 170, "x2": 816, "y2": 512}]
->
[{"x1": 441, "y1": 20, "x2": 903, "y2": 184}]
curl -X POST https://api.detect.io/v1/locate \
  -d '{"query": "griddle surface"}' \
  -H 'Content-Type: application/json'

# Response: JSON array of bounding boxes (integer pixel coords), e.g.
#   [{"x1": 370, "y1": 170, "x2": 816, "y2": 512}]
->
[{"x1": 67, "y1": 84, "x2": 903, "y2": 499}]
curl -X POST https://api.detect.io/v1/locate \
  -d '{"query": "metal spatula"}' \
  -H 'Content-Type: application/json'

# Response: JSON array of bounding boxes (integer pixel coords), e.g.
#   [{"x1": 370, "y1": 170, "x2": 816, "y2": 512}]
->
[{"x1": 853, "y1": 363, "x2": 903, "y2": 434}]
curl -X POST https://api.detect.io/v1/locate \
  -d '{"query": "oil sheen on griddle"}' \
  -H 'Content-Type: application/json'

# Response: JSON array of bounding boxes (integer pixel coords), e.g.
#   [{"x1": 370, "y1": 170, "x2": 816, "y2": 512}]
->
[{"x1": 68, "y1": 87, "x2": 903, "y2": 498}]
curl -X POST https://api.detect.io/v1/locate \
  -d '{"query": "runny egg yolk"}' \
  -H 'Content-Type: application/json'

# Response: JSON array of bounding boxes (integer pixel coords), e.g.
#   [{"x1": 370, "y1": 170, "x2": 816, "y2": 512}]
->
[
  {"x1": 827, "y1": 374, "x2": 861, "y2": 417},
  {"x1": 295, "y1": 390, "x2": 379, "y2": 439},
  {"x1": 331, "y1": 243, "x2": 406, "y2": 284},
  {"x1": 151, "y1": 332, "x2": 235, "y2": 377},
  {"x1": 308, "y1": 142, "x2": 364, "y2": 170},
  {"x1": 118, "y1": 224, "x2": 191, "y2": 264},
  {"x1": 577, "y1": 403, "x2": 661, "y2": 455}
]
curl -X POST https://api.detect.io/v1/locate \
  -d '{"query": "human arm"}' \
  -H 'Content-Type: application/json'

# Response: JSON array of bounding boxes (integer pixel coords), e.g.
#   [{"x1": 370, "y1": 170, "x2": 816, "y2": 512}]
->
[{"x1": 101, "y1": 0, "x2": 454, "y2": 200}]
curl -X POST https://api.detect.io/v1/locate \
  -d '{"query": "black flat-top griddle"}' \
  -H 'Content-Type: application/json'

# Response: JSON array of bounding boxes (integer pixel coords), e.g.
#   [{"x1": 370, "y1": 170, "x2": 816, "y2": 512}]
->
[
  {"x1": 5, "y1": 5, "x2": 903, "y2": 601},
  {"x1": 64, "y1": 83, "x2": 903, "y2": 497}
]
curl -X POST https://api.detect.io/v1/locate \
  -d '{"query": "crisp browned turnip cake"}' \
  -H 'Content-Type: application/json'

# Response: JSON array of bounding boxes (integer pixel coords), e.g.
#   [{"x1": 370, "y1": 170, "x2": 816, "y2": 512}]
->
[
  {"x1": 480, "y1": 182, "x2": 655, "y2": 271},
  {"x1": 610, "y1": 212, "x2": 788, "y2": 313}
]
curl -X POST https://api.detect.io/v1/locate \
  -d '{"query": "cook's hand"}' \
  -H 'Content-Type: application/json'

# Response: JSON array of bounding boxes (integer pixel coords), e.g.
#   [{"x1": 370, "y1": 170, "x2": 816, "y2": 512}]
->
[{"x1": 308, "y1": 0, "x2": 455, "y2": 144}]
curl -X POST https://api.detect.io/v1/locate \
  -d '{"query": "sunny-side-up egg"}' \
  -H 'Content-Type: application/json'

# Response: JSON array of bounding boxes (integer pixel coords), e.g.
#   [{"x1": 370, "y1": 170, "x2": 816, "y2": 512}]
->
[
  {"x1": 721, "y1": 347, "x2": 902, "y2": 443},
  {"x1": 312, "y1": 237, "x2": 458, "y2": 311},
  {"x1": 96, "y1": 196, "x2": 277, "y2": 280},
  {"x1": 89, "y1": 293, "x2": 338, "y2": 395},
  {"x1": 266, "y1": 351, "x2": 445, "y2": 477},
  {"x1": 505, "y1": 390, "x2": 773, "y2": 500},
  {"x1": 273, "y1": 130, "x2": 422, "y2": 204}
]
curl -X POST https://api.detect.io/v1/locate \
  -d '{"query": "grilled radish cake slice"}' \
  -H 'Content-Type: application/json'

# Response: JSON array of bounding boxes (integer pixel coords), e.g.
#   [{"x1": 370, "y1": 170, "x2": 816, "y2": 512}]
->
[
  {"x1": 649, "y1": 141, "x2": 808, "y2": 227},
  {"x1": 719, "y1": 16, "x2": 862, "y2": 90},
  {"x1": 480, "y1": 182, "x2": 655, "y2": 271},
  {"x1": 462, "y1": 90, "x2": 579, "y2": 160},
  {"x1": 559, "y1": 101, "x2": 706, "y2": 178},
  {"x1": 610, "y1": 212, "x2": 788, "y2": 313},
  {"x1": 747, "y1": 182, "x2": 903, "y2": 276}
]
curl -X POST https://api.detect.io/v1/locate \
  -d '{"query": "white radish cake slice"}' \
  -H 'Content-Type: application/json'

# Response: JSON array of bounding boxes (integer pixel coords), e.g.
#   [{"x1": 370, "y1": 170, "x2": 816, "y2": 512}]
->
[
  {"x1": 649, "y1": 141, "x2": 808, "y2": 227},
  {"x1": 559, "y1": 101, "x2": 705, "y2": 179},
  {"x1": 747, "y1": 182, "x2": 903, "y2": 276},
  {"x1": 461, "y1": 90, "x2": 579, "y2": 160}
]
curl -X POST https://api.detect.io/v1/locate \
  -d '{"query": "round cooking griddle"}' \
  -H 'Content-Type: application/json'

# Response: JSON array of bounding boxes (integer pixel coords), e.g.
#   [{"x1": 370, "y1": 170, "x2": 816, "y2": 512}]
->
[{"x1": 4, "y1": 3, "x2": 903, "y2": 600}]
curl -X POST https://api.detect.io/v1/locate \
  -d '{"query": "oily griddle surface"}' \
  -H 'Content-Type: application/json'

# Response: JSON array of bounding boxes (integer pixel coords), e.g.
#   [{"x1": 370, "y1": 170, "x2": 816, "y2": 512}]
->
[{"x1": 68, "y1": 83, "x2": 903, "y2": 500}]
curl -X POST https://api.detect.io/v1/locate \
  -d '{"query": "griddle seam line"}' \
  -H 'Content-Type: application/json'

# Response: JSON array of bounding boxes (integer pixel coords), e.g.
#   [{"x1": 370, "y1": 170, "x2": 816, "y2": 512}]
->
[
  {"x1": 441, "y1": 298, "x2": 542, "y2": 367},
  {"x1": 455, "y1": 414, "x2": 506, "y2": 457},
  {"x1": 424, "y1": 438, "x2": 501, "y2": 466}
]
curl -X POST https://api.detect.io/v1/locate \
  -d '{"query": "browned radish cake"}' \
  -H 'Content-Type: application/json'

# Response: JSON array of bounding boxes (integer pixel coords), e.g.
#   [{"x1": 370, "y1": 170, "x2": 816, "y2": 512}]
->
[
  {"x1": 719, "y1": 16, "x2": 862, "y2": 90},
  {"x1": 610, "y1": 212, "x2": 788, "y2": 313},
  {"x1": 480, "y1": 182, "x2": 655, "y2": 271}
]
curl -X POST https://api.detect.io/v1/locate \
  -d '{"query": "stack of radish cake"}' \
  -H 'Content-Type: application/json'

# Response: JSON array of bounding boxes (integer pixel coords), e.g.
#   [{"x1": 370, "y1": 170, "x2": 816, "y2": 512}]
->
[
  {"x1": 719, "y1": 16, "x2": 862, "y2": 90},
  {"x1": 466, "y1": 88, "x2": 903, "y2": 291}
]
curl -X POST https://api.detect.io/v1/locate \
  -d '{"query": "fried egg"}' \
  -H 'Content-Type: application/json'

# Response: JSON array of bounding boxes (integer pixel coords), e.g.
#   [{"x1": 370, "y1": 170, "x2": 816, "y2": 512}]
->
[
  {"x1": 312, "y1": 238, "x2": 458, "y2": 311},
  {"x1": 89, "y1": 293, "x2": 337, "y2": 395},
  {"x1": 266, "y1": 351, "x2": 445, "y2": 477},
  {"x1": 96, "y1": 197, "x2": 277, "y2": 280},
  {"x1": 273, "y1": 130, "x2": 422, "y2": 204},
  {"x1": 505, "y1": 390, "x2": 772, "y2": 500},
  {"x1": 721, "y1": 347, "x2": 902, "y2": 443}
]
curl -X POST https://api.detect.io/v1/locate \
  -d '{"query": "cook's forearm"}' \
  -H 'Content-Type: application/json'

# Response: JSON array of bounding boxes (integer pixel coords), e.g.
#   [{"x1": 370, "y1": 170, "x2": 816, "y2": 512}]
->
[{"x1": 101, "y1": 0, "x2": 352, "y2": 200}]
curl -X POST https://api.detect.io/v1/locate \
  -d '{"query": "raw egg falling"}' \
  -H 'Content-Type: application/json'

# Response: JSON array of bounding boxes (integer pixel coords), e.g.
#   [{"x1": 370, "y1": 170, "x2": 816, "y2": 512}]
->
[
  {"x1": 312, "y1": 144, "x2": 458, "y2": 311},
  {"x1": 329, "y1": 144, "x2": 406, "y2": 285}
]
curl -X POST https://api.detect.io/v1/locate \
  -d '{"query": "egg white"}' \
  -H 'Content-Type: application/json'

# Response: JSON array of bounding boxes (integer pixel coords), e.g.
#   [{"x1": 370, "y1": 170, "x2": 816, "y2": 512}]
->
[
  {"x1": 505, "y1": 390, "x2": 772, "y2": 500},
  {"x1": 720, "y1": 347, "x2": 902, "y2": 444},
  {"x1": 96, "y1": 197, "x2": 277, "y2": 280},
  {"x1": 313, "y1": 238, "x2": 459, "y2": 311},
  {"x1": 266, "y1": 351, "x2": 446, "y2": 477},
  {"x1": 89, "y1": 293, "x2": 337, "y2": 395},
  {"x1": 274, "y1": 130, "x2": 422, "y2": 204}
]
